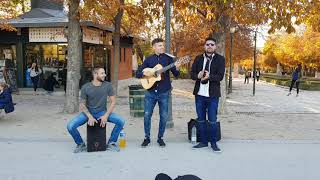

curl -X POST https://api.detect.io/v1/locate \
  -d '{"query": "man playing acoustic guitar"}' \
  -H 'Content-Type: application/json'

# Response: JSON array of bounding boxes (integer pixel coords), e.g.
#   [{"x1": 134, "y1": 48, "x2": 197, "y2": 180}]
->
[{"x1": 136, "y1": 38, "x2": 181, "y2": 148}]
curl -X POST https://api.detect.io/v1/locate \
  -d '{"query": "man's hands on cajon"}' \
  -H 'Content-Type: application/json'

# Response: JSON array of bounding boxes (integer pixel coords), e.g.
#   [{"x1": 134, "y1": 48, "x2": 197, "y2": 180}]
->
[
  {"x1": 98, "y1": 114, "x2": 109, "y2": 128},
  {"x1": 87, "y1": 116, "x2": 108, "y2": 128},
  {"x1": 87, "y1": 116, "x2": 98, "y2": 126}
]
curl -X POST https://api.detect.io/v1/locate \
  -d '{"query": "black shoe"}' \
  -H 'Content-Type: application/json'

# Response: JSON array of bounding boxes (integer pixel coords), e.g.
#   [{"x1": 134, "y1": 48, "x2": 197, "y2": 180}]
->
[
  {"x1": 211, "y1": 144, "x2": 222, "y2": 153},
  {"x1": 192, "y1": 143, "x2": 208, "y2": 149},
  {"x1": 157, "y1": 138, "x2": 166, "y2": 147},
  {"x1": 141, "y1": 138, "x2": 150, "y2": 147}
]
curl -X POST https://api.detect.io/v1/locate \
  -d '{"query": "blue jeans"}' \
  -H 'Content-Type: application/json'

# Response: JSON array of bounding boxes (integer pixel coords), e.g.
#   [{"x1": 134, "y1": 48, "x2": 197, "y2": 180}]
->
[
  {"x1": 144, "y1": 90, "x2": 169, "y2": 139},
  {"x1": 195, "y1": 95, "x2": 219, "y2": 145},
  {"x1": 67, "y1": 110, "x2": 125, "y2": 145}
]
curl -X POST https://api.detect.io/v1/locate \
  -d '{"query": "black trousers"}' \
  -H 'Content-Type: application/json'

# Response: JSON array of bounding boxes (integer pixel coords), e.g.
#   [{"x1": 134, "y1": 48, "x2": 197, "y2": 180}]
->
[
  {"x1": 289, "y1": 80, "x2": 300, "y2": 94},
  {"x1": 244, "y1": 77, "x2": 249, "y2": 84},
  {"x1": 31, "y1": 76, "x2": 39, "y2": 92}
]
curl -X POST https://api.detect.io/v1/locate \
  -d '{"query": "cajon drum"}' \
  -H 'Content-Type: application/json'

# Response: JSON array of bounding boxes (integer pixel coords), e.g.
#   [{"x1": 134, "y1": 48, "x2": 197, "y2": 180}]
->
[{"x1": 87, "y1": 121, "x2": 106, "y2": 152}]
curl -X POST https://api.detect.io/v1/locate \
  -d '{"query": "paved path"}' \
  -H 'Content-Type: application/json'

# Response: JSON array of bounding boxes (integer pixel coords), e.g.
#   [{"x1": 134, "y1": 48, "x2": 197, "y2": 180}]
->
[
  {"x1": 221, "y1": 78, "x2": 320, "y2": 140},
  {"x1": 227, "y1": 78, "x2": 320, "y2": 113},
  {"x1": 1, "y1": 140, "x2": 319, "y2": 180},
  {"x1": 0, "y1": 78, "x2": 319, "y2": 180}
]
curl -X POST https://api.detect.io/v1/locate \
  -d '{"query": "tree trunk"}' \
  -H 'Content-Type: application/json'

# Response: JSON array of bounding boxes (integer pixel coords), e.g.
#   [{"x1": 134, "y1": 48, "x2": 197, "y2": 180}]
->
[
  {"x1": 276, "y1": 63, "x2": 282, "y2": 75},
  {"x1": 212, "y1": 32, "x2": 227, "y2": 114},
  {"x1": 233, "y1": 63, "x2": 240, "y2": 78},
  {"x1": 136, "y1": 45, "x2": 144, "y2": 63},
  {"x1": 64, "y1": 0, "x2": 82, "y2": 113},
  {"x1": 111, "y1": 0, "x2": 124, "y2": 94}
]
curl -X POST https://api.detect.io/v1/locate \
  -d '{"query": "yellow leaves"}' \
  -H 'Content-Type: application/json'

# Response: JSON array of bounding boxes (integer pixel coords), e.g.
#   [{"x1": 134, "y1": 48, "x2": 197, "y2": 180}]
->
[
  {"x1": 81, "y1": 0, "x2": 119, "y2": 24},
  {"x1": 240, "y1": 58, "x2": 261, "y2": 70},
  {"x1": 0, "y1": 0, "x2": 28, "y2": 30},
  {"x1": 206, "y1": 12, "x2": 214, "y2": 20},
  {"x1": 0, "y1": 22, "x2": 17, "y2": 31},
  {"x1": 262, "y1": 27, "x2": 320, "y2": 70}
]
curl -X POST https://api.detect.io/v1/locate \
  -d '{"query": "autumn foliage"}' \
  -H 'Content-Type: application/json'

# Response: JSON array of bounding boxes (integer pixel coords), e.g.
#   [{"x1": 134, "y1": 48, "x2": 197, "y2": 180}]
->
[{"x1": 262, "y1": 28, "x2": 320, "y2": 73}]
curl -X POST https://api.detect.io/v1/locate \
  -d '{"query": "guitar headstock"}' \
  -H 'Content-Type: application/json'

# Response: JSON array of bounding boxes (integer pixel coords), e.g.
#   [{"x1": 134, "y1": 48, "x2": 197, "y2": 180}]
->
[{"x1": 176, "y1": 55, "x2": 192, "y2": 65}]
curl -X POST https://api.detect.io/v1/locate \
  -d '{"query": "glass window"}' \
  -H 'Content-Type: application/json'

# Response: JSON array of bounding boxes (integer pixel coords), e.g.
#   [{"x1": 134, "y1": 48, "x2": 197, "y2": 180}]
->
[
  {"x1": 0, "y1": 45, "x2": 16, "y2": 68},
  {"x1": 81, "y1": 44, "x2": 107, "y2": 85},
  {"x1": 24, "y1": 43, "x2": 67, "y2": 87},
  {"x1": 0, "y1": 45, "x2": 17, "y2": 85}
]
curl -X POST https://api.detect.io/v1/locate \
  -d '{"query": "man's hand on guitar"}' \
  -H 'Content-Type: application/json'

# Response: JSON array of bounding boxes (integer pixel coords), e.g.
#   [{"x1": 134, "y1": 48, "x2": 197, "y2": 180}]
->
[
  {"x1": 142, "y1": 69, "x2": 155, "y2": 77},
  {"x1": 174, "y1": 61, "x2": 181, "y2": 69}
]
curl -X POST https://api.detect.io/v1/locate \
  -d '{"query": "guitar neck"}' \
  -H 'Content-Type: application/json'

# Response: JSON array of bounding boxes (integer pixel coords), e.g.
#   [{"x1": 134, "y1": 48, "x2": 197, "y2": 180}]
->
[{"x1": 156, "y1": 63, "x2": 176, "y2": 74}]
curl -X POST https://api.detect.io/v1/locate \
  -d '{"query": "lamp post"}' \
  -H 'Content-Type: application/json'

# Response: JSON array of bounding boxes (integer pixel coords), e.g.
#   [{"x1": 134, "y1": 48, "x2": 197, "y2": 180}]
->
[
  {"x1": 165, "y1": 0, "x2": 174, "y2": 128},
  {"x1": 228, "y1": 27, "x2": 236, "y2": 94},
  {"x1": 253, "y1": 29, "x2": 257, "y2": 96}
]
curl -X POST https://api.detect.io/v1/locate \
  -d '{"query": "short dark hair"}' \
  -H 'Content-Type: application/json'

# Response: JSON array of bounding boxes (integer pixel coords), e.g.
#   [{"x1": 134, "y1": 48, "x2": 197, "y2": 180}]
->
[
  {"x1": 152, "y1": 38, "x2": 164, "y2": 46},
  {"x1": 205, "y1": 37, "x2": 217, "y2": 43},
  {"x1": 92, "y1": 67, "x2": 104, "y2": 76}
]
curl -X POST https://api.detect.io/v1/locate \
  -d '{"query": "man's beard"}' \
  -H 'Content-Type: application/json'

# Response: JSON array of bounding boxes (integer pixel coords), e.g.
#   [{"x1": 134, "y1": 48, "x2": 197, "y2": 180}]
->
[
  {"x1": 206, "y1": 50, "x2": 214, "y2": 54},
  {"x1": 97, "y1": 77, "x2": 105, "y2": 82}
]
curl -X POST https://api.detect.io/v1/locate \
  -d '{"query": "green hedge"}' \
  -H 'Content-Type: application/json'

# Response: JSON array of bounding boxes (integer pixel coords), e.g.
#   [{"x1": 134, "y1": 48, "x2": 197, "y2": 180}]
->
[
  {"x1": 261, "y1": 75, "x2": 320, "y2": 91},
  {"x1": 170, "y1": 67, "x2": 190, "y2": 79}
]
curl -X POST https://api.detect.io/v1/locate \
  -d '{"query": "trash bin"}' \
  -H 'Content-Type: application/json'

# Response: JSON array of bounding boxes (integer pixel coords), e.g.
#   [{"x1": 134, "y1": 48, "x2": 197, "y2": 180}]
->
[{"x1": 129, "y1": 85, "x2": 145, "y2": 117}]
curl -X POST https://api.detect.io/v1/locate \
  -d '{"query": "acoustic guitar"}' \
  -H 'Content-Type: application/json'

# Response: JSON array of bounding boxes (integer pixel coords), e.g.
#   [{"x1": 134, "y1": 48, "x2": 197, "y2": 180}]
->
[{"x1": 140, "y1": 55, "x2": 192, "y2": 90}]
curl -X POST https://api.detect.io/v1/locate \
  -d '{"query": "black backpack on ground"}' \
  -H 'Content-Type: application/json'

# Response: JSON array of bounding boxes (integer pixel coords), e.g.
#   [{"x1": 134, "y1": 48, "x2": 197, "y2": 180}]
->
[
  {"x1": 187, "y1": 118, "x2": 221, "y2": 142},
  {"x1": 155, "y1": 173, "x2": 202, "y2": 180}
]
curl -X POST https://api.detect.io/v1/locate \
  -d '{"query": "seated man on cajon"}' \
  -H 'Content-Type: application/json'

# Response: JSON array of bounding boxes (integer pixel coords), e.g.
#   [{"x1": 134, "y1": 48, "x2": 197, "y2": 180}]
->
[{"x1": 67, "y1": 67, "x2": 125, "y2": 153}]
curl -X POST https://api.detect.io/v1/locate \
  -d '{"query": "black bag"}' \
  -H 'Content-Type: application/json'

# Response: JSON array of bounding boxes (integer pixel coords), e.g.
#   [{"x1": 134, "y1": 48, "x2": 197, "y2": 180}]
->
[
  {"x1": 216, "y1": 121, "x2": 221, "y2": 141},
  {"x1": 188, "y1": 119, "x2": 221, "y2": 142},
  {"x1": 155, "y1": 173, "x2": 202, "y2": 180},
  {"x1": 87, "y1": 121, "x2": 107, "y2": 152}
]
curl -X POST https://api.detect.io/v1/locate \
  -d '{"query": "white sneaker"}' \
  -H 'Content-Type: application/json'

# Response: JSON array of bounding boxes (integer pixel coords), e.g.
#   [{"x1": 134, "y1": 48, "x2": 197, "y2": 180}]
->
[
  {"x1": 287, "y1": 92, "x2": 291, "y2": 96},
  {"x1": 107, "y1": 142, "x2": 120, "y2": 152}
]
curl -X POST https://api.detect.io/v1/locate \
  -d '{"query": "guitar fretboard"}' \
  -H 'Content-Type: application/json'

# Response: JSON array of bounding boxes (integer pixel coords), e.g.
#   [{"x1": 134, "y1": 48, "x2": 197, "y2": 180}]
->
[
  {"x1": 154, "y1": 55, "x2": 191, "y2": 76},
  {"x1": 156, "y1": 63, "x2": 176, "y2": 75}
]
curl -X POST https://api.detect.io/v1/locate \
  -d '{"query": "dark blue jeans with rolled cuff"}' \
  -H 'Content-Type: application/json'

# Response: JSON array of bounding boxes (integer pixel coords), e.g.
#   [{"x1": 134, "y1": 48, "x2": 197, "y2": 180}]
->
[
  {"x1": 195, "y1": 95, "x2": 219, "y2": 145},
  {"x1": 144, "y1": 90, "x2": 169, "y2": 139},
  {"x1": 67, "y1": 109, "x2": 125, "y2": 145}
]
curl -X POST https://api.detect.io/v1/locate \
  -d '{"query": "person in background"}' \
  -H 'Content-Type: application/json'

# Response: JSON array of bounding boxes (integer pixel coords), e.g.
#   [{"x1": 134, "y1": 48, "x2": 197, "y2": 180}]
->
[
  {"x1": 0, "y1": 82, "x2": 14, "y2": 114},
  {"x1": 255, "y1": 69, "x2": 261, "y2": 81},
  {"x1": 287, "y1": 64, "x2": 302, "y2": 97},
  {"x1": 28, "y1": 62, "x2": 42, "y2": 95},
  {"x1": 244, "y1": 69, "x2": 250, "y2": 84},
  {"x1": 43, "y1": 72, "x2": 58, "y2": 95}
]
